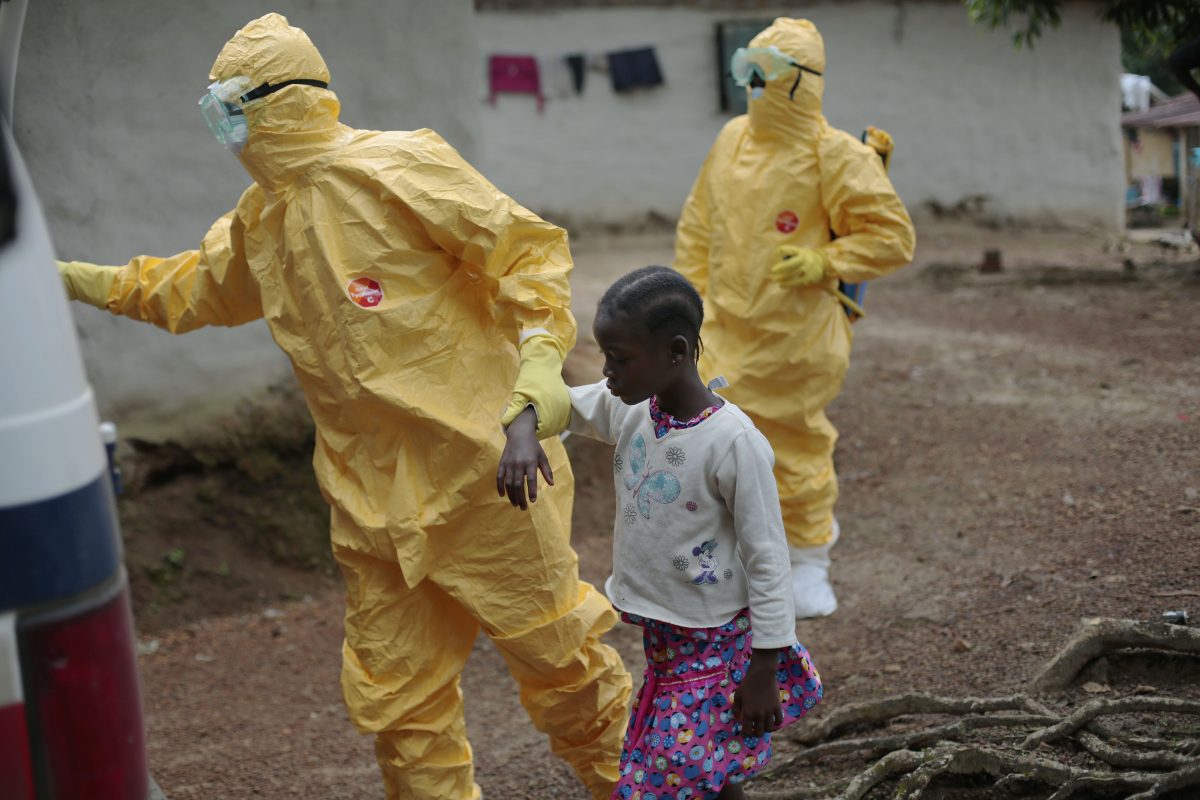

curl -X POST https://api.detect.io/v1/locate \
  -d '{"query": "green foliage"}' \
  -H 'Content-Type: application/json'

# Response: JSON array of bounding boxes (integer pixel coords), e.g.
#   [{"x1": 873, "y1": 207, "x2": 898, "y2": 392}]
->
[
  {"x1": 967, "y1": 0, "x2": 1200, "y2": 54},
  {"x1": 1122, "y1": 26, "x2": 1185, "y2": 96},
  {"x1": 966, "y1": 0, "x2": 1062, "y2": 48}
]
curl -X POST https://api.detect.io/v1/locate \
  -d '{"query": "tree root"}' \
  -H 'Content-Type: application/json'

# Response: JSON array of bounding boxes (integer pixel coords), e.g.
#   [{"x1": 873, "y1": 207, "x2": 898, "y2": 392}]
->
[
  {"x1": 768, "y1": 713, "x2": 1055, "y2": 779},
  {"x1": 891, "y1": 745, "x2": 1077, "y2": 800},
  {"x1": 1088, "y1": 720, "x2": 1200, "y2": 753},
  {"x1": 1077, "y1": 730, "x2": 1195, "y2": 769},
  {"x1": 745, "y1": 618, "x2": 1200, "y2": 800},
  {"x1": 750, "y1": 743, "x2": 1194, "y2": 800},
  {"x1": 1022, "y1": 695, "x2": 1200, "y2": 748},
  {"x1": 750, "y1": 744, "x2": 1200, "y2": 799},
  {"x1": 1029, "y1": 617, "x2": 1200, "y2": 693},
  {"x1": 784, "y1": 692, "x2": 1053, "y2": 745},
  {"x1": 1123, "y1": 762, "x2": 1200, "y2": 800}
]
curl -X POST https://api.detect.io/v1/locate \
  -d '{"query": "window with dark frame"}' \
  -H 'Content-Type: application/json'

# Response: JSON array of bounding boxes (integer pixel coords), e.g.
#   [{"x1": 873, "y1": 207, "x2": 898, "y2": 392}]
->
[{"x1": 716, "y1": 20, "x2": 772, "y2": 115}]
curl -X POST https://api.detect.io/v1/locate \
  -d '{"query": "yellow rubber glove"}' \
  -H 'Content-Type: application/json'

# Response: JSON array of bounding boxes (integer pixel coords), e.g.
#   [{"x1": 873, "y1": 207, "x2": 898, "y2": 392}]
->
[
  {"x1": 500, "y1": 334, "x2": 572, "y2": 438},
  {"x1": 864, "y1": 126, "x2": 894, "y2": 166},
  {"x1": 57, "y1": 259, "x2": 117, "y2": 310},
  {"x1": 769, "y1": 246, "x2": 831, "y2": 288}
]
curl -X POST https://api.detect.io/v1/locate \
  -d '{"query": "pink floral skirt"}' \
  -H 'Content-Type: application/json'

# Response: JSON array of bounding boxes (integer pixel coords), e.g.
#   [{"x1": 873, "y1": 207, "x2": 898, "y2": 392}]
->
[{"x1": 612, "y1": 609, "x2": 823, "y2": 800}]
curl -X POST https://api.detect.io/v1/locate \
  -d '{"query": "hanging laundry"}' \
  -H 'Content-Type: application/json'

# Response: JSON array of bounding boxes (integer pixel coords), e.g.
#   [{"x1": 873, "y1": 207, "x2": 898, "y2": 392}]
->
[
  {"x1": 539, "y1": 55, "x2": 573, "y2": 100},
  {"x1": 488, "y1": 54, "x2": 544, "y2": 111},
  {"x1": 606, "y1": 47, "x2": 664, "y2": 93},
  {"x1": 566, "y1": 53, "x2": 587, "y2": 94}
]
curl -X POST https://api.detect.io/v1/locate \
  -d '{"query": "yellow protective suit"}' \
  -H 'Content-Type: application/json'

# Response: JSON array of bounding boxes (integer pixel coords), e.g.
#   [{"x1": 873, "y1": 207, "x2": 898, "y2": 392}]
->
[
  {"x1": 675, "y1": 18, "x2": 915, "y2": 549},
  {"x1": 58, "y1": 14, "x2": 630, "y2": 800}
]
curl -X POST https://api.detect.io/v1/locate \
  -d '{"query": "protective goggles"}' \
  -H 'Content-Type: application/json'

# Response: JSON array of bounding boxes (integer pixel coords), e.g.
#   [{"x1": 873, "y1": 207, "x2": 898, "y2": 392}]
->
[
  {"x1": 730, "y1": 46, "x2": 822, "y2": 99},
  {"x1": 198, "y1": 76, "x2": 329, "y2": 151}
]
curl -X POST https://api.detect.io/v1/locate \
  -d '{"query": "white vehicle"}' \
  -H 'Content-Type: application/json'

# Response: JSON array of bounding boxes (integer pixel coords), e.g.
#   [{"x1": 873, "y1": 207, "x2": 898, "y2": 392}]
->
[{"x1": 0, "y1": 1, "x2": 149, "y2": 797}]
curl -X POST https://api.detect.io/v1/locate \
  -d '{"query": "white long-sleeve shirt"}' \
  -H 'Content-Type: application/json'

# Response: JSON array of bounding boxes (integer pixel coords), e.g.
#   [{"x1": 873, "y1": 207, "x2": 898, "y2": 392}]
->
[{"x1": 568, "y1": 380, "x2": 797, "y2": 648}]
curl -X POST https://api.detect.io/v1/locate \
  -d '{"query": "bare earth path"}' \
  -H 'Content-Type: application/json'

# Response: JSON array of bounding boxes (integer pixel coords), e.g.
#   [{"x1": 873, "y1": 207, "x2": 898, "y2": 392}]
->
[{"x1": 134, "y1": 223, "x2": 1199, "y2": 798}]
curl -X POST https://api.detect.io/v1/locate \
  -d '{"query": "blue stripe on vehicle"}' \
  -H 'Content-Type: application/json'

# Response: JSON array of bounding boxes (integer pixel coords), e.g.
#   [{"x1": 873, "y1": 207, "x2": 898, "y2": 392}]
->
[{"x1": 0, "y1": 474, "x2": 121, "y2": 609}]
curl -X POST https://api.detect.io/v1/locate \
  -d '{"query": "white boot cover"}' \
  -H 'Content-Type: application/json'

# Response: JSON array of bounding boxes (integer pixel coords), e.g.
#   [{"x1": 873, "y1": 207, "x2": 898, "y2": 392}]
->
[{"x1": 788, "y1": 518, "x2": 839, "y2": 619}]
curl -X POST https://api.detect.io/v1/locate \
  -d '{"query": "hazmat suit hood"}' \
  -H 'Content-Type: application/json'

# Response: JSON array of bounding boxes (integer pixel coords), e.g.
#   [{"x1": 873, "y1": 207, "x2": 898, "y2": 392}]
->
[
  {"x1": 209, "y1": 13, "x2": 347, "y2": 193},
  {"x1": 746, "y1": 18, "x2": 826, "y2": 140}
]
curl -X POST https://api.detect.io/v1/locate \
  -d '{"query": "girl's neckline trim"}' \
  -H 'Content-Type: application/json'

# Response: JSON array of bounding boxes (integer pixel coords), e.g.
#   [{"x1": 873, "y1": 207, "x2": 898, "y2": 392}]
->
[{"x1": 648, "y1": 395, "x2": 724, "y2": 440}]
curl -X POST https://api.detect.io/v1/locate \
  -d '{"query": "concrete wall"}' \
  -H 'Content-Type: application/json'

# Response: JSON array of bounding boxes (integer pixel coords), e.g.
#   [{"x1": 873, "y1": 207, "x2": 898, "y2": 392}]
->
[
  {"x1": 15, "y1": 0, "x2": 481, "y2": 422},
  {"x1": 474, "y1": 1, "x2": 1125, "y2": 230}
]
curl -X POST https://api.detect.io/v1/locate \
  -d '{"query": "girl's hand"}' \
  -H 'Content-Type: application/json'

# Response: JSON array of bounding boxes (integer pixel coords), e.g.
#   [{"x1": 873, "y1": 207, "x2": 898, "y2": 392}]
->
[
  {"x1": 496, "y1": 406, "x2": 553, "y2": 511},
  {"x1": 732, "y1": 648, "x2": 784, "y2": 738}
]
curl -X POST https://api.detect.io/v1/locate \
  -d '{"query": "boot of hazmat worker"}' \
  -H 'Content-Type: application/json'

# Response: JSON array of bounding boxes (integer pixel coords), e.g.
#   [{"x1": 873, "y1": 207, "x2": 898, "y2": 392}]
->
[
  {"x1": 55, "y1": 14, "x2": 630, "y2": 800},
  {"x1": 674, "y1": 18, "x2": 915, "y2": 619}
]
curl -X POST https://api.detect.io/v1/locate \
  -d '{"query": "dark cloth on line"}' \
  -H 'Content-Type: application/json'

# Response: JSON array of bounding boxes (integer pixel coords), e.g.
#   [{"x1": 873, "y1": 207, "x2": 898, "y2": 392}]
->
[
  {"x1": 566, "y1": 53, "x2": 586, "y2": 94},
  {"x1": 607, "y1": 47, "x2": 663, "y2": 93}
]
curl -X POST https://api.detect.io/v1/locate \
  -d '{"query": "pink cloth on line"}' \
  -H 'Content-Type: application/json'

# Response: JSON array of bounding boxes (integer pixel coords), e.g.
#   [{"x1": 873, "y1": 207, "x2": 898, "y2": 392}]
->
[{"x1": 488, "y1": 54, "x2": 544, "y2": 111}]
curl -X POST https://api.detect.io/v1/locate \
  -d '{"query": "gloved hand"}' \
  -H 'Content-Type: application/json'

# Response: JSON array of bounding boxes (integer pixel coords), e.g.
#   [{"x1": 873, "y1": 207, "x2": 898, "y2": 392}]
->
[
  {"x1": 500, "y1": 333, "x2": 571, "y2": 438},
  {"x1": 769, "y1": 246, "x2": 831, "y2": 288},
  {"x1": 864, "y1": 126, "x2": 894, "y2": 167},
  {"x1": 57, "y1": 260, "x2": 117, "y2": 310}
]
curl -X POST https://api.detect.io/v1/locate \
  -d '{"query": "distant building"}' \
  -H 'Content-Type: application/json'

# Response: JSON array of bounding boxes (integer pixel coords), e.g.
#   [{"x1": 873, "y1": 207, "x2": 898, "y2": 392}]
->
[
  {"x1": 1121, "y1": 89, "x2": 1200, "y2": 229},
  {"x1": 474, "y1": 0, "x2": 1124, "y2": 229}
]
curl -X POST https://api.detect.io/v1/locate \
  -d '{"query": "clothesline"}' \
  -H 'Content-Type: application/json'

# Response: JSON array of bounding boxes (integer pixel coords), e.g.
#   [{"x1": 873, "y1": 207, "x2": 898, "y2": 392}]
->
[
  {"x1": 486, "y1": 28, "x2": 709, "y2": 53},
  {"x1": 487, "y1": 45, "x2": 666, "y2": 111}
]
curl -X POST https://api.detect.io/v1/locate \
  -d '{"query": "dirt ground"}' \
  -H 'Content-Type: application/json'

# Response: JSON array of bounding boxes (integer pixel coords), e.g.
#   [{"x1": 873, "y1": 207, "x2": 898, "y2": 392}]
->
[{"x1": 118, "y1": 221, "x2": 1200, "y2": 798}]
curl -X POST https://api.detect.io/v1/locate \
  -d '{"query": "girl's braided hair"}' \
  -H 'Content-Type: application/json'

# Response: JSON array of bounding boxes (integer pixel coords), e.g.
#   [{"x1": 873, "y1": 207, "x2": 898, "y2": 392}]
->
[{"x1": 596, "y1": 266, "x2": 704, "y2": 360}]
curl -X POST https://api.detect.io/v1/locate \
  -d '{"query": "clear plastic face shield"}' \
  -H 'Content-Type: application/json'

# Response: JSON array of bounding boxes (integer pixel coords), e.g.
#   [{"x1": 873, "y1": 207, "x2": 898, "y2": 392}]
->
[
  {"x1": 198, "y1": 76, "x2": 330, "y2": 155},
  {"x1": 730, "y1": 46, "x2": 822, "y2": 101},
  {"x1": 199, "y1": 77, "x2": 254, "y2": 155}
]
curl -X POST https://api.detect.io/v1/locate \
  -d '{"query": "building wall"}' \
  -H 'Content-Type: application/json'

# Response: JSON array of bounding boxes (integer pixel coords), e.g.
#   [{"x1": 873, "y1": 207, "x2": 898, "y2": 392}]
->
[
  {"x1": 16, "y1": 0, "x2": 481, "y2": 421},
  {"x1": 474, "y1": 1, "x2": 1124, "y2": 230},
  {"x1": 1126, "y1": 129, "x2": 1176, "y2": 182}
]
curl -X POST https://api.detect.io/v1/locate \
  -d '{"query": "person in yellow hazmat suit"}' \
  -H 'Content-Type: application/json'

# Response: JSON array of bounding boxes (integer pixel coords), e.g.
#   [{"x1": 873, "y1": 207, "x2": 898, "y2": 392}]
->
[
  {"x1": 674, "y1": 17, "x2": 915, "y2": 619},
  {"x1": 56, "y1": 13, "x2": 630, "y2": 800}
]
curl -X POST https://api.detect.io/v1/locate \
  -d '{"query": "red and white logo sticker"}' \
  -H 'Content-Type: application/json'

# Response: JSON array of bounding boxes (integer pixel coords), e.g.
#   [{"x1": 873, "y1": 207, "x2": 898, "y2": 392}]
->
[
  {"x1": 347, "y1": 277, "x2": 384, "y2": 308},
  {"x1": 775, "y1": 210, "x2": 799, "y2": 234}
]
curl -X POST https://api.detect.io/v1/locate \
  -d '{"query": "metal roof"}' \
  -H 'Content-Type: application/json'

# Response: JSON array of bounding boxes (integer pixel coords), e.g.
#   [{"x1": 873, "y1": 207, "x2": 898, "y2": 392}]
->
[{"x1": 1122, "y1": 93, "x2": 1200, "y2": 129}]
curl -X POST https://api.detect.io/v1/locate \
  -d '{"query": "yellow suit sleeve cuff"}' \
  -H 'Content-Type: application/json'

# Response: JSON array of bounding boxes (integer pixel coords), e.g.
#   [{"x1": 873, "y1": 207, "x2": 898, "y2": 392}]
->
[
  {"x1": 501, "y1": 334, "x2": 571, "y2": 438},
  {"x1": 57, "y1": 259, "x2": 118, "y2": 310}
]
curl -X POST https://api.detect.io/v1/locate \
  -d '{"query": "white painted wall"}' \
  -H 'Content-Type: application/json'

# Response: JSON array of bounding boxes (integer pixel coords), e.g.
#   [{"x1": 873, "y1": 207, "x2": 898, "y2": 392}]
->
[
  {"x1": 15, "y1": 0, "x2": 481, "y2": 422},
  {"x1": 474, "y1": 1, "x2": 1124, "y2": 230}
]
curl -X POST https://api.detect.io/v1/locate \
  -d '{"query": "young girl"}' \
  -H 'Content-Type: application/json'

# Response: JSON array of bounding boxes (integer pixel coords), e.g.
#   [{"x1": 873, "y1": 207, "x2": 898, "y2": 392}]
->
[{"x1": 569, "y1": 265, "x2": 824, "y2": 799}]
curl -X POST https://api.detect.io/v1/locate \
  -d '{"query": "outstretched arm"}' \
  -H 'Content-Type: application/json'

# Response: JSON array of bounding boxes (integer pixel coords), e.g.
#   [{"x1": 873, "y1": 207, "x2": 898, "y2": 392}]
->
[{"x1": 58, "y1": 209, "x2": 262, "y2": 333}]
